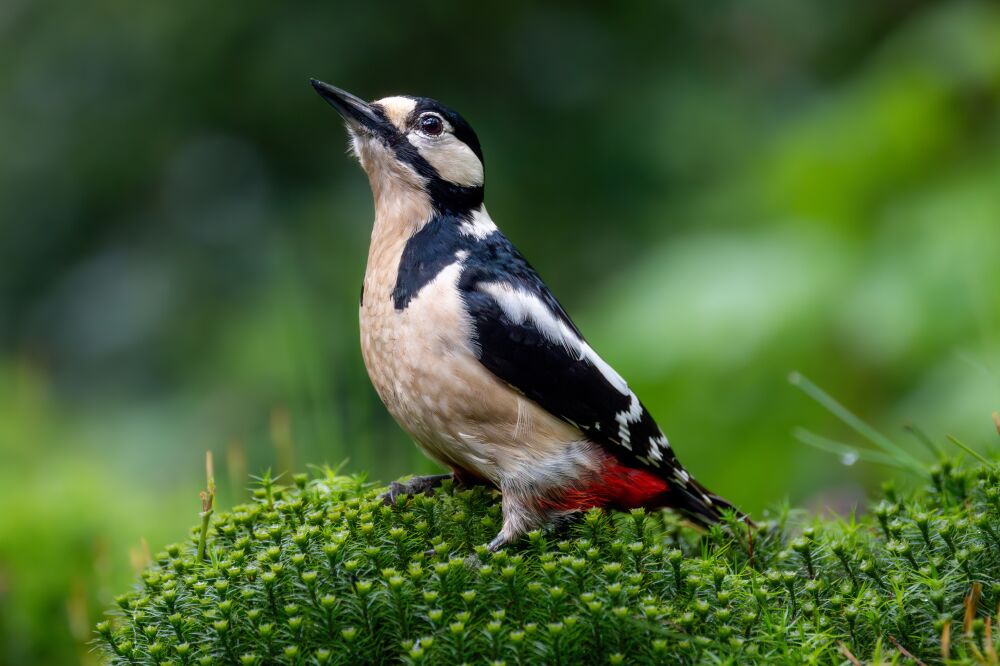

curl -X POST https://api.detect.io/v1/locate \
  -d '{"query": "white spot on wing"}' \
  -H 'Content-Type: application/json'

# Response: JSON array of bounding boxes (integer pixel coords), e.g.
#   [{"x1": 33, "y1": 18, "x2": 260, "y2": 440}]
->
[
  {"x1": 614, "y1": 393, "x2": 642, "y2": 450},
  {"x1": 648, "y1": 435, "x2": 668, "y2": 464},
  {"x1": 479, "y1": 282, "x2": 629, "y2": 395},
  {"x1": 459, "y1": 206, "x2": 498, "y2": 239}
]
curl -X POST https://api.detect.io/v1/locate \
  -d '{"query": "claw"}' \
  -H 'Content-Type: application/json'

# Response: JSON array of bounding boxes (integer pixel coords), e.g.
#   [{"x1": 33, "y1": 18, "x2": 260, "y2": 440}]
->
[
  {"x1": 379, "y1": 481, "x2": 405, "y2": 506},
  {"x1": 379, "y1": 473, "x2": 452, "y2": 506},
  {"x1": 486, "y1": 534, "x2": 508, "y2": 553}
]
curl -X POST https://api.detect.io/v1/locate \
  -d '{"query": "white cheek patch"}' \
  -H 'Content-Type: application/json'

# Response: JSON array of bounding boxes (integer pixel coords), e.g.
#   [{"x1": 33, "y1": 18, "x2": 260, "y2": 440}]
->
[
  {"x1": 479, "y1": 283, "x2": 629, "y2": 395},
  {"x1": 411, "y1": 134, "x2": 484, "y2": 187}
]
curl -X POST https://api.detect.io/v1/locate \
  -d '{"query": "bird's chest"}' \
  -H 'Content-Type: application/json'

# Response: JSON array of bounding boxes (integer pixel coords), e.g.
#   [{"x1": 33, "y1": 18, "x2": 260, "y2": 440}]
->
[{"x1": 359, "y1": 250, "x2": 478, "y2": 449}]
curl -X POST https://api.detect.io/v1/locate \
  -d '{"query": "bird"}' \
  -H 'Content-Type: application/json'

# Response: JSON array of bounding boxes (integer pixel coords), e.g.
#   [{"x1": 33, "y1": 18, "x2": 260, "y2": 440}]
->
[{"x1": 310, "y1": 79, "x2": 749, "y2": 551}]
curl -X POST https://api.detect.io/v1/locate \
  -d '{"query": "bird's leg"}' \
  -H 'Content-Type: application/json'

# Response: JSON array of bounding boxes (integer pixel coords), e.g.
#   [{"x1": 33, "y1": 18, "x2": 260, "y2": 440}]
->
[
  {"x1": 380, "y1": 473, "x2": 453, "y2": 506},
  {"x1": 380, "y1": 468, "x2": 495, "y2": 506},
  {"x1": 485, "y1": 491, "x2": 541, "y2": 552},
  {"x1": 450, "y1": 466, "x2": 494, "y2": 490},
  {"x1": 486, "y1": 533, "x2": 511, "y2": 553}
]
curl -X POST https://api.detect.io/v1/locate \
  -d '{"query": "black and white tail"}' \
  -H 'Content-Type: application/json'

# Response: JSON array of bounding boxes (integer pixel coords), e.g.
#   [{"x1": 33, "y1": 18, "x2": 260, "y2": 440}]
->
[{"x1": 671, "y1": 473, "x2": 753, "y2": 529}]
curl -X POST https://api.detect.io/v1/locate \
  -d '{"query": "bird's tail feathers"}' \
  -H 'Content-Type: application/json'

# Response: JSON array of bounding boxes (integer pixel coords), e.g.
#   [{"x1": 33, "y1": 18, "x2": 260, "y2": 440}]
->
[{"x1": 672, "y1": 475, "x2": 753, "y2": 529}]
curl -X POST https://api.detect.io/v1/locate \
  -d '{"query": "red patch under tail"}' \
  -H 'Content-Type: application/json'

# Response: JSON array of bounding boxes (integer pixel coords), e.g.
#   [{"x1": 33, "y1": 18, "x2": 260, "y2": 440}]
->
[{"x1": 540, "y1": 456, "x2": 671, "y2": 512}]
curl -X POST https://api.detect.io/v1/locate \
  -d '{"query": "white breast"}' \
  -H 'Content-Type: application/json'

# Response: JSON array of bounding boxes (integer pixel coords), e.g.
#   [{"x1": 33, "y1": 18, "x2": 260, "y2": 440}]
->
[{"x1": 360, "y1": 252, "x2": 584, "y2": 486}]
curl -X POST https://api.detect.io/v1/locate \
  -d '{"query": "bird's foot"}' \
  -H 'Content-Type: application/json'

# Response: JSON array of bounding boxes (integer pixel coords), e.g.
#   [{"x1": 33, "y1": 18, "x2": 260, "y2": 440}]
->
[
  {"x1": 457, "y1": 536, "x2": 506, "y2": 570},
  {"x1": 380, "y1": 473, "x2": 453, "y2": 506},
  {"x1": 486, "y1": 533, "x2": 509, "y2": 553}
]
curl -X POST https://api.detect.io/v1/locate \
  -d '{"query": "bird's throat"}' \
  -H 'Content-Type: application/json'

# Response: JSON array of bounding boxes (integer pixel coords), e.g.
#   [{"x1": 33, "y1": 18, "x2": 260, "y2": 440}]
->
[{"x1": 363, "y1": 180, "x2": 435, "y2": 308}]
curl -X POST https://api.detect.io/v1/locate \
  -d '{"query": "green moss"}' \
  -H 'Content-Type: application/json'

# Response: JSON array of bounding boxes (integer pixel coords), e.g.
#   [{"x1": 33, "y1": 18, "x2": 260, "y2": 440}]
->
[{"x1": 98, "y1": 460, "x2": 1000, "y2": 665}]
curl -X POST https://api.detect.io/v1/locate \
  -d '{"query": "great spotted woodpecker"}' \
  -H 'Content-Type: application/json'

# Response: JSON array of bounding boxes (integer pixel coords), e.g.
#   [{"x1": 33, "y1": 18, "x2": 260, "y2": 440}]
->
[{"x1": 311, "y1": 80, "x2": 749, "y2": 551}]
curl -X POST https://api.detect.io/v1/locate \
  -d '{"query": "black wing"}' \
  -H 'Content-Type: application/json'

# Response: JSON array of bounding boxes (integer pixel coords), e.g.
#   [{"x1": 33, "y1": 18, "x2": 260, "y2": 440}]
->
[{"x1": 458, "y1": 231, "x2": 675, "y2": 468}]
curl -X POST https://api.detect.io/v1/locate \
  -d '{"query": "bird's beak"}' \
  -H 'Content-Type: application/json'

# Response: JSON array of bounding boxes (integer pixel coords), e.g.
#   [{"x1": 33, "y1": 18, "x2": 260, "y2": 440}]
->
[{"x1": 310, "y1": 79, "x2": 389, "y2": 136}]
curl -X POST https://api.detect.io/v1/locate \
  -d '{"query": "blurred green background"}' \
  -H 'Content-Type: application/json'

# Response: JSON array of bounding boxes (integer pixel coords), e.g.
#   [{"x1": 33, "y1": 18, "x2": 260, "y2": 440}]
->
[{"x1": 2, "y1": 0, "x2": 999, "y2": 662}]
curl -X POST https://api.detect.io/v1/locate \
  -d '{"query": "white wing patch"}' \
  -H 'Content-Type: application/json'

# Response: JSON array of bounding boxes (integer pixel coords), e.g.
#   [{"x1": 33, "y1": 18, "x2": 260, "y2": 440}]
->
[
  {"x1": 479, "y1": 282, "x2": 629, "y2": 395},
  {"x1": 614, "y1": 392, "x2": 643, "y2": 450},
  {"x1": 459, "y1": 206, "x2": 498, "y2": 239},
  {"x1": 650, "y1": 435, "x2": 670, "y2": 464},
  {"x1": 475, "y1": 280, "x2": 675, "y2": 467}
]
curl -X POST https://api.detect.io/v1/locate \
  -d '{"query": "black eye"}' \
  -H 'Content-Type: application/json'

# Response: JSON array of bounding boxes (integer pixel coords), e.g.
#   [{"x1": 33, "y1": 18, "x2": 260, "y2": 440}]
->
[{"x1": 419, "y1": 113, "x2": 444, "y2": 136}]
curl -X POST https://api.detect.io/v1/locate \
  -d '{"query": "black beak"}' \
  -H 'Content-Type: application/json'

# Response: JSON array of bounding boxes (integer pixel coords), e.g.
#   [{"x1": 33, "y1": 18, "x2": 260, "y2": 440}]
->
[{"x1": 310, "y1": 79, "x2": 388, "y2": 135}]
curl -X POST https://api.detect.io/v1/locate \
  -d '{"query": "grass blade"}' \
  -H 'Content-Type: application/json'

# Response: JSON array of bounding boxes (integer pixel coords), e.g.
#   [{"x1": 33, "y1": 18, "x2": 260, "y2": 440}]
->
[
  {"x1": 794, "y1": 428, "x2": 915, "y2": 471},
  {"x1": 789, "y1": 372, "x2": 925, "y2": 471},
  {"x1": 903, "y1": 423, "x2": 943, "y2": 459},
  {"x1": 945, "y1": 434, "x2": 991, "y2": 466}
]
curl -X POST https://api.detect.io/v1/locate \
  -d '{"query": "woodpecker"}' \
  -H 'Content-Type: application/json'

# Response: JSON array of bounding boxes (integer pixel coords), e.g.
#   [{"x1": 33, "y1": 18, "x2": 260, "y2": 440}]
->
[{"x1": 311, "y1": 80, "x2": 748, "y2": 550}]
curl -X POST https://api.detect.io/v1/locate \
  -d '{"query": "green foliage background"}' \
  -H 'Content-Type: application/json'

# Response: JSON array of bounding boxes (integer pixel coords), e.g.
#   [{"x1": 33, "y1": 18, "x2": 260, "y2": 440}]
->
[{"x1": 1, "y1": 1, "x2": 999, "y2": 663}]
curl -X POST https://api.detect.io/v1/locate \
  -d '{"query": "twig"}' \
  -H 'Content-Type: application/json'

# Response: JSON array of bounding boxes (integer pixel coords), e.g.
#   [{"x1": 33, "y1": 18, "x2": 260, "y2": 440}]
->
[
  {"x1": 985, "y1": 616, "x2": 997, "y2": 663},
  {"x1": 965, "y1": 582, "x2": 983, "y2": 636},
  {"x1": 838, "y1": 642, "x2": 862, "y2": 666},
  {"x1": 941, "y1": 621, "x2": 951, "y2": 661},
  {"x1": 888, "y1": 634, "x2": 927, "y2": 666},
  {"x1": 197, "y1": 451, "x2": 216, "y2": 562},
  {"x1": 129, "y1": 537, "x2": 151, "y2": 575},
  {"x1": 271, "y1": 406, "x2": 294, "y2": 475}
]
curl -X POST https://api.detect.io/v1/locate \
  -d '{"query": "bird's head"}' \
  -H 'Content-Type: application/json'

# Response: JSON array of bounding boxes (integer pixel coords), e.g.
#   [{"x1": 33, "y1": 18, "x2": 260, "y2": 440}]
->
[{"x1": 311, "y1": 80, "x2": 484, "y2": 216}]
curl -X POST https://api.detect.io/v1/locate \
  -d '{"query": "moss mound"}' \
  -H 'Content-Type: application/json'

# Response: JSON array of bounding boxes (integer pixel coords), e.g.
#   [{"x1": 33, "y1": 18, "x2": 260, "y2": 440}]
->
[{"x1": 98, "y1": 461, "x2": 1000, "y2": 664}]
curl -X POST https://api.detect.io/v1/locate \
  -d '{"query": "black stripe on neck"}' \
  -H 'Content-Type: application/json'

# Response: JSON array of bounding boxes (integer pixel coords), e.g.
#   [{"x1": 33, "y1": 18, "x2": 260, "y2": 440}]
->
[
  {"x1": 384, "y1": 135, "x2": 480, "y2": 216},
  {"x1": 427, "y1": 180, "x2": 484, "y2": 216},
  {"x1": 392, "y1": 212, "x2": 480, "y2": 310}
]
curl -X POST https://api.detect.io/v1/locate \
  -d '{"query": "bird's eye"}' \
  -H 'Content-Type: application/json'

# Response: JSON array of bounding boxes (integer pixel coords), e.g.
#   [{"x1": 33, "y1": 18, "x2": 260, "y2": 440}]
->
[{"x1": 419, "y1": 113, "x2": 444, "y2": 136}]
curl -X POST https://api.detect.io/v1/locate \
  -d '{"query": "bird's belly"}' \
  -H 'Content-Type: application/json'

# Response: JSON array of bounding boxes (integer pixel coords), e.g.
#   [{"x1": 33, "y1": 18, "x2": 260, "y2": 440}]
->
[
  {"x1": 359, "y1": 262, "x2": 582, "y2": 484},
  {"x1": 360, "y1": 262, "x2": 497, "y2": 478}
]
